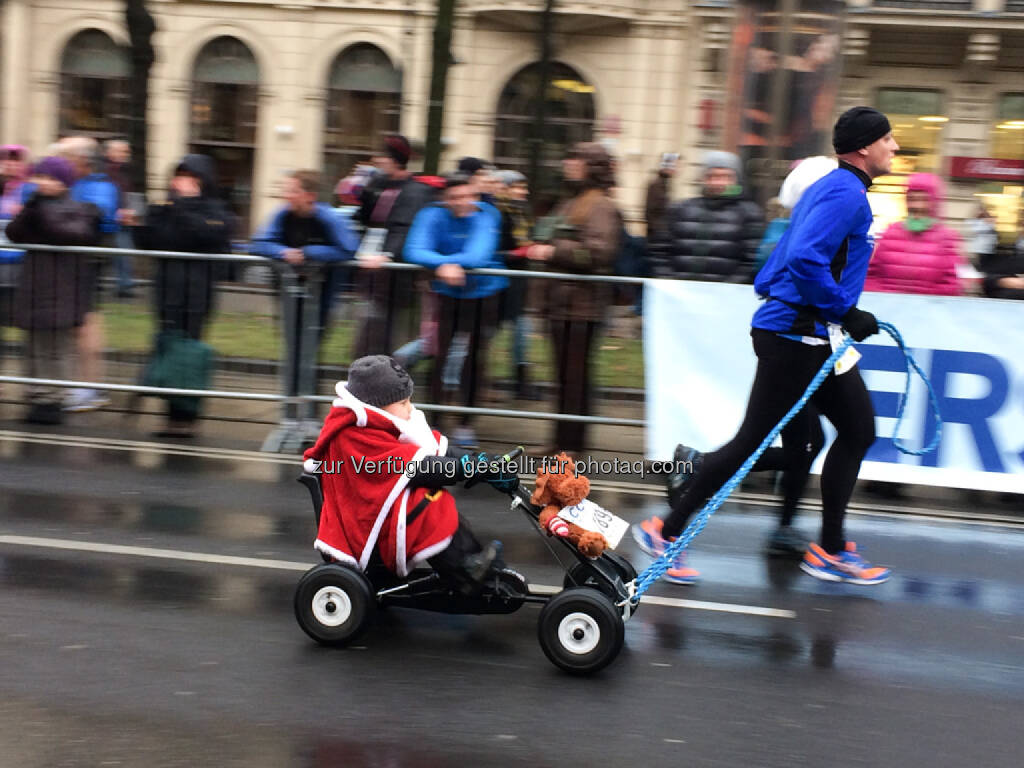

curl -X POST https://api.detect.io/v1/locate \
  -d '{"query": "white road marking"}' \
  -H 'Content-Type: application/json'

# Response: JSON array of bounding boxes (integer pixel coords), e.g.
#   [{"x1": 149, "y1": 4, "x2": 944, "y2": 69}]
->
[
  {"x1": 2, "y1": 429, "x2": 1020, "y2": 529},
  {"x1": 0, "y1": 535, "x2": 309, "y2": 572},
  {"x1": 0, "y1": 534, "x2": 796, "y2": 619}
]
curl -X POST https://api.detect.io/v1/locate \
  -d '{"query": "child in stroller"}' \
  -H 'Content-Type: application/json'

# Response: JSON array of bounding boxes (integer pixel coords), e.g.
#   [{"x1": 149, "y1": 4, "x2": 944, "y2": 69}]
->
[{"x1": 301, "y1": 354, "x2": 519, "y2": 591}]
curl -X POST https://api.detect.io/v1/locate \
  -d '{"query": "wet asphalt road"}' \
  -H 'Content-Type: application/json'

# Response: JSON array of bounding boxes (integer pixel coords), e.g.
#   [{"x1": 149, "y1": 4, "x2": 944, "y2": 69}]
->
[{"x1": 0, "y1": 435, "x2": 1022, "y2": 768}]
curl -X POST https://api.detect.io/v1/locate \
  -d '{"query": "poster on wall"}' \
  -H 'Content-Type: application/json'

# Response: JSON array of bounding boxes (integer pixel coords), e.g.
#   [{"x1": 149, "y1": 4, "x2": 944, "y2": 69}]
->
[{"x1": 722, "y1": 0, "x2": 845, "y2": 202}]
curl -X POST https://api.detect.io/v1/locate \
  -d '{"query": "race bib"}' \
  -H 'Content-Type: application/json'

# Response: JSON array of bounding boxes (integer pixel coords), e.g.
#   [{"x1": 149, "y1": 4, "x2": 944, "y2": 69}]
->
[
  {"x1": 828, "y1": 322, "x2": 861, "y2": 376},
  {"x1": 557, "y1": 499, "x2": 629, "y2": 549}
]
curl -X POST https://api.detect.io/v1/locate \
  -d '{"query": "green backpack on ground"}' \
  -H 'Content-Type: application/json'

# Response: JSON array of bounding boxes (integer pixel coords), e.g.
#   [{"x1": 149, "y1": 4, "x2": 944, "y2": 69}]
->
[{"x1": 141, "y1": 330, "x2": 215, "y2": 419}]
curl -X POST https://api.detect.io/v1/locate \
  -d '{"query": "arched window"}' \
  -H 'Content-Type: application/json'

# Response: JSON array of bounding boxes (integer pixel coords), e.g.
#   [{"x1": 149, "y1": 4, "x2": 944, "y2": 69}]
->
[
  {"x1": 493, "y1": 62, "x2": 596, "y2": 203},
  {"x1": 59, "y1": 30, "x2": 130, "y2": 138},
  {"x1": 323, "y1": 44, "x2": 402, "y2": 195},
  {"x1": 190, "y1": 36, "x2": 260, "y2": 234}
]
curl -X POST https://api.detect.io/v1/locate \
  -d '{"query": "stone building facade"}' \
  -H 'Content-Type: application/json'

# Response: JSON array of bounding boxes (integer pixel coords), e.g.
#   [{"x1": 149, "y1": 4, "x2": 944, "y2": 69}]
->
[{"x1": 1, "y1": 0, "x2": 1022, "y2": 235}]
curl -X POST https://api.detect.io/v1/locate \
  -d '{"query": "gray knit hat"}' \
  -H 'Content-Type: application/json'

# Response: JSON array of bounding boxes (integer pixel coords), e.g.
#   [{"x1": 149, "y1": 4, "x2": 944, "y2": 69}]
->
[
  {"x1": 702, "y1": 150, "x2": 742, "y2": 178},
  {"x1": 346, "y1": 355, "x2": 414, "y2": 407}
]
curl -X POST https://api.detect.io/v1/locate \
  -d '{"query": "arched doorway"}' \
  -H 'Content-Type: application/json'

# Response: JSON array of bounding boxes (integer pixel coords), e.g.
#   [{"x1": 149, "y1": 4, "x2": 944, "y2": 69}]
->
[
  {"x1": 59, "y1": 29, "x2": 130, "y2": 139},
  {"x1": 323, "y1": 43, "x2": 402, "y2": 197},
  {"x1": 190, "y1": 36, "x2": 259, "y2": 234},
  {"x1": 493, "y1": 62, "x2": 596, "y2": 208}
]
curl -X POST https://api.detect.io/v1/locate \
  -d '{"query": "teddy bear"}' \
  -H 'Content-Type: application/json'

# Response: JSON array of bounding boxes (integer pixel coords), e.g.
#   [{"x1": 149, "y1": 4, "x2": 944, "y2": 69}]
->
[{"x1": 530, "y1": 452, "x2": 608, "y2": 558}]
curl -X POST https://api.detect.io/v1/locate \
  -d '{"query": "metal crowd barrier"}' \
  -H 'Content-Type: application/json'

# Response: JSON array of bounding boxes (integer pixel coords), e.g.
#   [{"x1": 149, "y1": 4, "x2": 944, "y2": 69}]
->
[{"x1": 0, "y1": 245, "x2": 647, "y2": 453}]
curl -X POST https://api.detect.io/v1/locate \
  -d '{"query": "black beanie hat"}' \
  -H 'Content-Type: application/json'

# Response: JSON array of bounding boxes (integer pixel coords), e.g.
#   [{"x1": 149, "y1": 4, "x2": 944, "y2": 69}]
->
[
  {"x1": 346, "y1": 355, "x2": 414, "y2": 408},
  {"x1": 833, "y1": 107, "x2": 892, "y2": 155},
  {"x1": 457, "y1": 156, "x2": 487, "y2": 176},
  {"x1": 383, "y1": 135, "x2": 411, "y2": 168}
]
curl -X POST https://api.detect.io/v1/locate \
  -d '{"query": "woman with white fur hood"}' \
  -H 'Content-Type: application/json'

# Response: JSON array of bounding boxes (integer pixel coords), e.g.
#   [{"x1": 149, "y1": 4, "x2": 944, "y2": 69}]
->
[
  {"x1": 756, "y1": 156, "x2": 839, "y2": 275},
  {"x1": 302, "y1": 355, "x2": 516, "y2": 587}
]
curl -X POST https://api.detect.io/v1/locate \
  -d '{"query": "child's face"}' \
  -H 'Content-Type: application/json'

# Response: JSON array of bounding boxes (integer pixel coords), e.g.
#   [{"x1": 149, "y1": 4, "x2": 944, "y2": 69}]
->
[{"x1": 383, "y1": 397, "x2": 413, "y2": 420}]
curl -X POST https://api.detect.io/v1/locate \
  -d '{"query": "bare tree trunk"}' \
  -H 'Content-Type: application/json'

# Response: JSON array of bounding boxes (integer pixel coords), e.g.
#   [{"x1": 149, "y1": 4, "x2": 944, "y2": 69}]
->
[
  {"x1": 124, "y1": 0, "x2": 156, "y2": 195},
  {"x1": 423, "y1": 0, "x2": 456, "y2": 175}
]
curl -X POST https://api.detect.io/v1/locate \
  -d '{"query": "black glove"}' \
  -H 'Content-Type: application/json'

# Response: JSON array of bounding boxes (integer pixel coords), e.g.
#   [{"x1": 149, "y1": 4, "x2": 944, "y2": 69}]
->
[
  {"x1": 841, "y1": 307, "x2": 878, "y2": 342},
  {"x1": 461, "y1": 452, "x2": 518, "y2": 492}
]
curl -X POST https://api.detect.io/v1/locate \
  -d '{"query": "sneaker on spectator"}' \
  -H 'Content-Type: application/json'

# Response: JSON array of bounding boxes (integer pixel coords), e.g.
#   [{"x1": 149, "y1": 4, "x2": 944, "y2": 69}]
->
[
  {"x1": 801, "y1": 541, "x2": 891, "y2": 585},
  {"x1": 64, "y1": 388, "x2": 111, "y2": 413}
]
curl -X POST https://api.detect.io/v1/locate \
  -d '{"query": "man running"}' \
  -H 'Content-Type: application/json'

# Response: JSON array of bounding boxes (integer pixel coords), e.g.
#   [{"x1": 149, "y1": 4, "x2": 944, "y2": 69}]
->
[{"x1": 635, "y1": 106, "x2": 899, "y2": 586}]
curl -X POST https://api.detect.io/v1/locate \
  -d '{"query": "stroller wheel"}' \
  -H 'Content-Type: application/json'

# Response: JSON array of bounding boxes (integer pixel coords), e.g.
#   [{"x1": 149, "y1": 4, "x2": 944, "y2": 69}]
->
[
  {"x1": 537, "y1": 588, "x2": 624, "y2": 675},
  {"x1": 564, "y1": 552, "x2": 639, "y2": 617},
  {"x1": 294, "y1": 564, "x2": 374, "y2": 647}
]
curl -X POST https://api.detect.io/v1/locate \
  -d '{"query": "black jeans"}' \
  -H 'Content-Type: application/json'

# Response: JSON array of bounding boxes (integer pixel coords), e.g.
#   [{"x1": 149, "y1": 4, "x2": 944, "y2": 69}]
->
[
  {"x1": 663, "y1": 329, "x2": 875, "y2": 554},
  {"x1": 430, "y1": 293, "x2": 501, "y2": 427},
  {"x1": 427, "y1": 518, "x2": 483, "y2": 580}
]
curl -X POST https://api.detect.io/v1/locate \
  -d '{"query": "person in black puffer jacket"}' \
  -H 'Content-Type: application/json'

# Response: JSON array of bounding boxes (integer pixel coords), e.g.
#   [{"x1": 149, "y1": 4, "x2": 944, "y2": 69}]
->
[
  {"x1": 650, "y1": 151, "x2": 763, "y2": 283},
  {"x1": 136, "y1": 154, "x2": 233, "y2": 437}
]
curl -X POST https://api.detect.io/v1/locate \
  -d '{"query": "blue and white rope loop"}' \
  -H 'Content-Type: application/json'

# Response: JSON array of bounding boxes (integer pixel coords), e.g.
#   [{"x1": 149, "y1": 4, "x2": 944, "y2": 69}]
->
[{"x1": 629, "y1": 321, "x2": 942, "y2": 602}]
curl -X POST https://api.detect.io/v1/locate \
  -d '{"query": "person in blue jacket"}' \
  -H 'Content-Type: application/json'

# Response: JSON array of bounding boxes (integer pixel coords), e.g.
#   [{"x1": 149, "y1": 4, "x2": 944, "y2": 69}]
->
[
  {"x1": 251, "y1": 169, "x2": 359, "y2": 397},
  {"x1": 404, "y1": 172, "x2": 505, "y2": 447},
  {"x1": 635, "y1": 107, "x2": 900, "y2": 587}
]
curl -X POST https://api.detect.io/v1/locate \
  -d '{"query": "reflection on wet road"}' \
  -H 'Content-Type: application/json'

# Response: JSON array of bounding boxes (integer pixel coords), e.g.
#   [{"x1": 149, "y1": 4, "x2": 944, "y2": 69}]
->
[{"x1": 1, "y1": 438, "x2": 1022, "y2": 767}]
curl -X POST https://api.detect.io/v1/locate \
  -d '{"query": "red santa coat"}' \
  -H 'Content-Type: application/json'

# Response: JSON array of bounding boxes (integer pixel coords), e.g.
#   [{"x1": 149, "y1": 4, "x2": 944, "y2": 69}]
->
[{"x1": 302, "y1": 385, "x2": 457, "y2": 576}]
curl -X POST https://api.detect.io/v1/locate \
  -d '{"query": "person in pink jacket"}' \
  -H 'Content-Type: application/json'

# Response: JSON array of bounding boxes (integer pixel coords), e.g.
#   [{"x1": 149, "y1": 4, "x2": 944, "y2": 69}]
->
[{"x1": 865, "y1": 173, "x2": 962, "y2": 295}]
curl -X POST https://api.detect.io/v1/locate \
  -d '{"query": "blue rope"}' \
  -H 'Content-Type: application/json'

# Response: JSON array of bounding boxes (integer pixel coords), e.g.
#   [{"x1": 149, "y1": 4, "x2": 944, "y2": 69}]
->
[{"x1": 631, "y1": 322, "x2": 942, "y2": 601}]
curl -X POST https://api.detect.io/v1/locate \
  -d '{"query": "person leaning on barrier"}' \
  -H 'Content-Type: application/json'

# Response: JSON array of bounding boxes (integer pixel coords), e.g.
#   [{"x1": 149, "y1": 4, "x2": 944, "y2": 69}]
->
[
  {"x1": 351, "y1": 135, "x2": 439, "y2": 359},
  {"x1": 526, "y1": 142, "x2": 623, "y2": 456},
  {"x1": 135, "y1": 154, "x2": 233, "y2": 438},
  {"x1": 4, "y1": 156, "x2": 101, "y2": 425},
  {"x1": 250, "y1": 169, "x2": 359, "y2": 337},
  {"x1": 403, "y1": 172, "x2": 506, "y2": 448}
]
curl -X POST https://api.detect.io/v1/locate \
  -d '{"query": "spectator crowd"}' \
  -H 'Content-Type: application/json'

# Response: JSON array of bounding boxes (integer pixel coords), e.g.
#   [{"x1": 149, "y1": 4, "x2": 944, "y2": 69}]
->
[{"x1": 1, "y1": 133, "x2": 1023, "y2": 445}]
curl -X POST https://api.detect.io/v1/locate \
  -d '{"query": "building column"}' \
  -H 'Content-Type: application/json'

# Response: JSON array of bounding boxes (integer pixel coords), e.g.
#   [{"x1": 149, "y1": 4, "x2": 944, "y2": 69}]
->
[{"x1": 1, "y1": 0, "x2": 30, "y2": 146}]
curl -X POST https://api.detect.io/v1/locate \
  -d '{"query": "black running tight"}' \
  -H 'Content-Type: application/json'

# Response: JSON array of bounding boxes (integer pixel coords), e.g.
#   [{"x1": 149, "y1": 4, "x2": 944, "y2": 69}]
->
[{"x1": 662, "y1": 330, "x2": 875, "y2": 554}]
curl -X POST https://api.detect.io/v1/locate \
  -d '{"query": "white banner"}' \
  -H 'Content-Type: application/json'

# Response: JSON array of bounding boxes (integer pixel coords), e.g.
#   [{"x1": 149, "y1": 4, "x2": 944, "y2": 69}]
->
[{"x1": 644, "y1": 279, "x2": 1024, "y2": 493}]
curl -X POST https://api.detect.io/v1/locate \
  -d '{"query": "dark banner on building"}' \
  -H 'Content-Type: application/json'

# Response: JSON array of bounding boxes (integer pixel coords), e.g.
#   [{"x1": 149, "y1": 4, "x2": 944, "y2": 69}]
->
[{"x1": 722, "y1": 0, "x2": 845, "y2": 202}]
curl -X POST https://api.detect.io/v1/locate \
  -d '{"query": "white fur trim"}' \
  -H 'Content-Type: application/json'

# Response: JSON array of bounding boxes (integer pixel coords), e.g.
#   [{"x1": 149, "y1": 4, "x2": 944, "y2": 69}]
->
[
  {"x1": 357, "y1": 444, "x2": 434, "y2": 571},
  {"x1": 333, "y1": 385, "x2": 441, "y2": 455},
  {"x1": 313, "y1": 539, "x2": 360, "y2": 569},
  {"x1": 779, "y1": 156, "x2": 838, "y2": 209},
  {"x1": 408, "y1": 535, "x2": 453, "y2": 570},
  {"x1": 395, "y1": 490, "x2": 409, "y2": 577},
  {"x1": 303, "y1": 458, "x2": 319, "y2": 473},
  {"x1": 335, "y1": 383, "x2": 368, "y2": 426}
]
